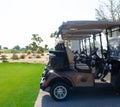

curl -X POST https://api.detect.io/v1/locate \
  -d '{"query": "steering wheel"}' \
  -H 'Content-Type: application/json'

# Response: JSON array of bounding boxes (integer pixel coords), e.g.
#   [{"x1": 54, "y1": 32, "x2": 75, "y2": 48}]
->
[{"x1": 90, "y1": 48, "x2": 98, "y2": 56}]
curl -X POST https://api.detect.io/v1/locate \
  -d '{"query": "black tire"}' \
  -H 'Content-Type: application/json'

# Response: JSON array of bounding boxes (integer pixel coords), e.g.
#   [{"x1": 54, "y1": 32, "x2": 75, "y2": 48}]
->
[{"x1": 50, "y1": 83, "x2": 69, "y2": 101}]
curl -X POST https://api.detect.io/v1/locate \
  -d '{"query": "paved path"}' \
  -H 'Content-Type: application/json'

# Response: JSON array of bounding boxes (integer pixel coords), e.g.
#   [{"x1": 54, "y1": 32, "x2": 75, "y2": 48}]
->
[{"x1": 34, "y1": 87, "x2": 120, "y2": 107}]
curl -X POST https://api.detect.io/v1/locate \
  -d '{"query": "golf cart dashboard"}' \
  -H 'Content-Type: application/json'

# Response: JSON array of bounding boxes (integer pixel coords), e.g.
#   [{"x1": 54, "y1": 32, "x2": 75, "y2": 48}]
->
[{"x1": 110, "y1": 56, "x2": 120, "y2": 61}]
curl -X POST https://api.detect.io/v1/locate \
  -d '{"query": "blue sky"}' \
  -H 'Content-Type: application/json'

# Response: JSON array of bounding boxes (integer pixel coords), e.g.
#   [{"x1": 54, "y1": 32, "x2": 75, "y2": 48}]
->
[{"x1": 0, "y1": 0, "x2": 99, "y2": 48}]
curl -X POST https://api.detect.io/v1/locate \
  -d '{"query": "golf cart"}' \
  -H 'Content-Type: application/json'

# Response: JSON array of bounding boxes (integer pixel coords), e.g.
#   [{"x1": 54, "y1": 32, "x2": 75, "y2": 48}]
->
[{"x1": 40, "y1": 21, "x2": 120, "y2": 101}]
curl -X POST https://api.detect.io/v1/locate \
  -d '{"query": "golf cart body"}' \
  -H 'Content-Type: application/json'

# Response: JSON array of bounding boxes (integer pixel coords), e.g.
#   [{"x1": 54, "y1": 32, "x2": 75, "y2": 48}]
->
[{"x1": 40, "y1": 20, "x2": 120, "y2": 101}]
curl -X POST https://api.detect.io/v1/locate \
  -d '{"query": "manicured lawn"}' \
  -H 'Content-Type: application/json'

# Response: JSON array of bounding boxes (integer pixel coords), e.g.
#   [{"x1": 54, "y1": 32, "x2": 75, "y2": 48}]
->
[{"x1": 0, "y1": 63, "x2": 45, "y2": 107}]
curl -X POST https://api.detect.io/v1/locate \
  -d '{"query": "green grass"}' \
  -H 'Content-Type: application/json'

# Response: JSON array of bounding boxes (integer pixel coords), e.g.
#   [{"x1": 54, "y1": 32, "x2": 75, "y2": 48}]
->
[{"x1": 0, "y1": 62, "x2": 45, "y2": 107}]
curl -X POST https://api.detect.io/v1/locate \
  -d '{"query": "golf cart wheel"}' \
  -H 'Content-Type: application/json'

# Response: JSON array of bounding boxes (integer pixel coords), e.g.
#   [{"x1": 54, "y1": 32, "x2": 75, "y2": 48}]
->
[{"x1": 50, "y1": 83, "x2": 69, "y2": 101}]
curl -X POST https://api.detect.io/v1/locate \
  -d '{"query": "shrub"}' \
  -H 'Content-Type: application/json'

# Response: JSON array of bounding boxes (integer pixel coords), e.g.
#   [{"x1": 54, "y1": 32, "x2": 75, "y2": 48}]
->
[
  {"x1": 20, "y1": 54, "x2": 26, "y2": 59},
  {"x1": 37, "y1": 47, "x2": 44, "y2": 54},
  {"x1": 28, "y1": 55, "x2": 32, "y2": 59},
  {"x1": 0, "y1": 50, "x2": 3, "y2": 54},
  {"x1": 27, "y1": 50, "x2": 32, "y2": 55},
  {"x1": 0, "y1": 55, "x2": 8, "y2": 62},
  {"x1": 11, "y1": 54, "x2": 19, "y2": 60},
  {"x1": 36, "y1": 55, "x2": 41, "y2": 58},
  {"x1": 41, "y1": 53, "x2": 44, "y2": 56},
  {"x1": 11, "y1": 49, "x2": 18, "y2": 53}
]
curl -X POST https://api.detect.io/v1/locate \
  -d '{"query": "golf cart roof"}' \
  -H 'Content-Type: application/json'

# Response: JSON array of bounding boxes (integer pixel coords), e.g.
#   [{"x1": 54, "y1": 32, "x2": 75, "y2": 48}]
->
[
  {"x1": 60, "y1": 20, "x2": 120, "y2": 30},
  {"x1": 58, "y1": 20, "x2": 120, "y2": 40}
]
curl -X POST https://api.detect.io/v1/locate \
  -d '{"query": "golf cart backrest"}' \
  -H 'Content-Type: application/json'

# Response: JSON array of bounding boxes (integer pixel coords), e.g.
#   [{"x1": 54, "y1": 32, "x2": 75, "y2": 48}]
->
[
  {"x1": 54, "y1": 41, "x2": 75, "y2": 69},
  {"x1": 49, "y1": 41, "x2": 70, "y2": 70}
]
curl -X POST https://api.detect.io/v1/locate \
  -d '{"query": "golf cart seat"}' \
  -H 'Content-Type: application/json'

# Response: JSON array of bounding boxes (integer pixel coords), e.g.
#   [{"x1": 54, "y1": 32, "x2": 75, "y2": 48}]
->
[{"x1": 66, "y1": 47, "x2": 91, "y2": 73}]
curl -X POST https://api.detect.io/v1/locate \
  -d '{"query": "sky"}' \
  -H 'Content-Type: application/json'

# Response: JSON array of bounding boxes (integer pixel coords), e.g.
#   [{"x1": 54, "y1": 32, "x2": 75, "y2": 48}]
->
[{"x1": 0, "y1": 0, "x2": 100, "y2": 49}]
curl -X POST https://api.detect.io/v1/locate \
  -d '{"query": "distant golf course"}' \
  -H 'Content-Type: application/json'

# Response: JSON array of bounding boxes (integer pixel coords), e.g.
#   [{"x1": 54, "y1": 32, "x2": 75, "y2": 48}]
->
[{"x1": 0, "y1": 63, "x2": 45, "y2": 107}]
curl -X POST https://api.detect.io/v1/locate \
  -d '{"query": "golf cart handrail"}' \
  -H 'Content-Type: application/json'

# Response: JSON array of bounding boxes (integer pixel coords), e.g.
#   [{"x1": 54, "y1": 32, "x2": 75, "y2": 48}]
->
[
  {"x1": 62, "y1": 34, "x2": 91, "y2": 40},
  {"x1": 61, "y1": 29, "x2": 102, "y2": 40},
  {"x1": 61, "y1": 29, "x2": 102, "y2": 35}
]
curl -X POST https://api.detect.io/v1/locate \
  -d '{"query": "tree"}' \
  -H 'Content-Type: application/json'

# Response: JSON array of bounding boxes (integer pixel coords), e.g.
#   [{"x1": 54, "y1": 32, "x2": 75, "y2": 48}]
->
[
  {"x1": 25, "y1": 46, "x2": 29, "y2": 50},
  {"x1": 29, "y1": 34, "x2": 43, "y2": 55},
  {"x1": 44, "y1": 44, "x2": 48, "y2": 50},
  {"x1": 13, "y1": 45, "x2": 20, "y2": 50},
  {"x1": 1, "y1": 55, "x2": 8, "y2": 62},
  {"x1": 95, "y1": 0, "x2": 120, "y2": 21},
  {"x1": 29, "y1": 42, "x2": 38, "y2": 52},
  {"x1": 31, "y1": 34, "x2": 43, "y2": 46},
  {"x1": 0, "y1": 45, "x2": 2, "y2": 50},
  {"x1": 3, "y1": 47, "x2": 8, "y2": 50},
  {"x1": 50, "y1": 31, "x2": 58, "y2": 38},
  {"x1": 36, "y1": 46, "x2": 44, "y2": 54}
]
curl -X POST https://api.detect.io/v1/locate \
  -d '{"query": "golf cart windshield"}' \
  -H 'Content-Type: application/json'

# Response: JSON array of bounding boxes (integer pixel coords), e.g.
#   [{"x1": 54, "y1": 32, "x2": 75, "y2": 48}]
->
[{"x1": 109, "y1": 36, "x2": 120, "y2": 59}]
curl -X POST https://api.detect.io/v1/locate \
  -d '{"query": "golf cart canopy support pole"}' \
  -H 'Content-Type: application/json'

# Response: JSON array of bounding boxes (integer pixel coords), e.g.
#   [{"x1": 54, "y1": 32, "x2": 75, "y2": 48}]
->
[
  {"x1": 82, "y1": 39, "x2": 84, "y2": 51},
  {"x1": 99, "y1": 33, "x2": 103, "y2": 58},
  {"x1": 93, "y1": 34, "x2": 96, "y2": 50},
  {"x1": 84, "y1": 38, "x2": 87, "y2": 53},
  {"x1": 88, "y1": 37, "x2": 91, "y2": 54},
  {"x1": 110, "y1": 28, "x2": 112, "y2": 37},
  {"x1": 79, "y1": 40, "x2": 81, "y2": 53},
  {"x1": 105, "y1": 29, "x2": 110, "y2": 59}
]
